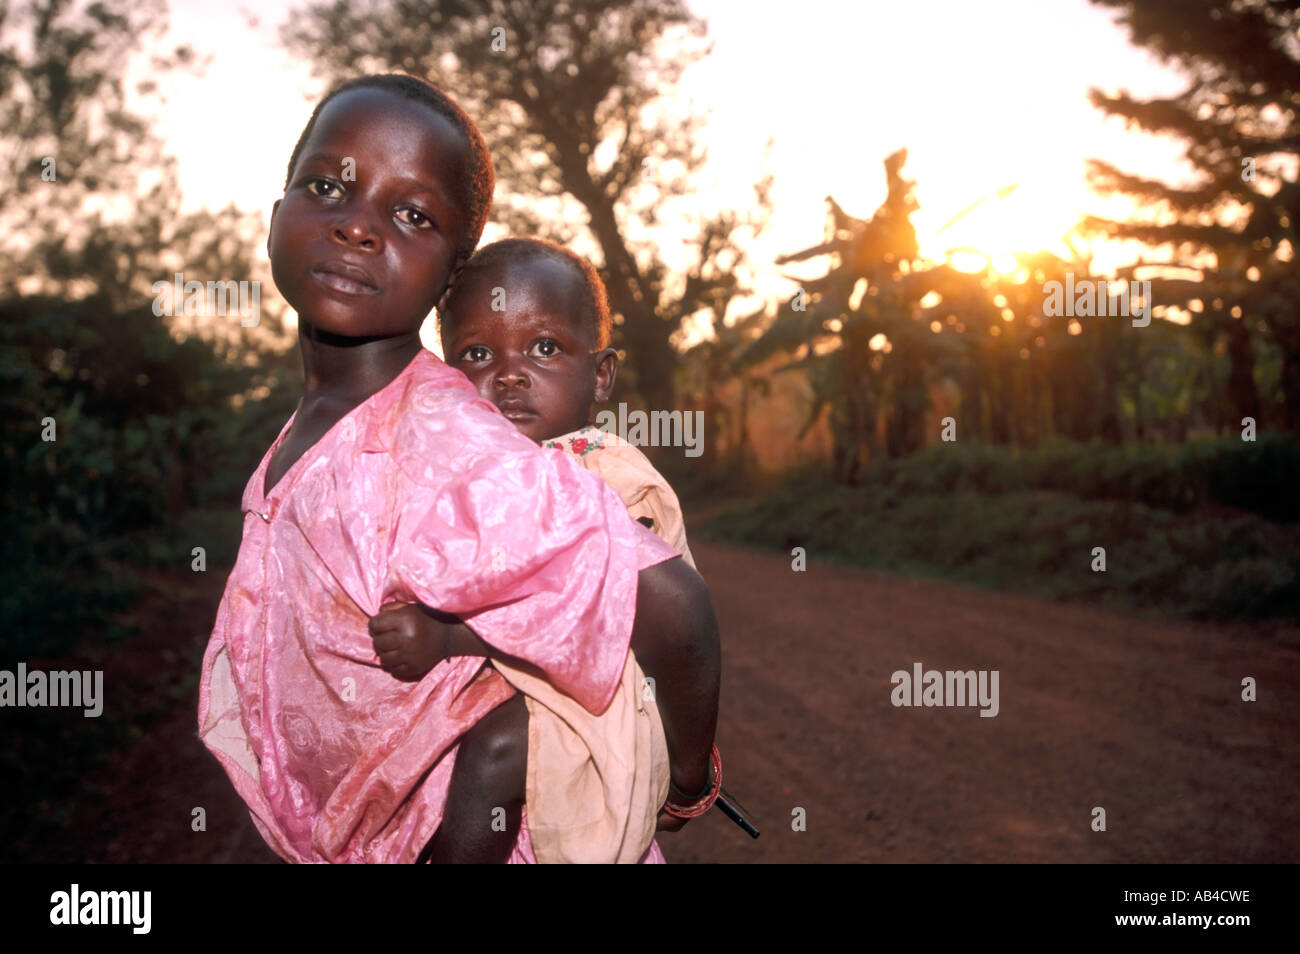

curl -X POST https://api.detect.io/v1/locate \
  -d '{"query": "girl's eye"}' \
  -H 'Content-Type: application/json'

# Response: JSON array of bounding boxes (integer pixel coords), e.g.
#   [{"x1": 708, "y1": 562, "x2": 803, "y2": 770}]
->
[
  {"x1": 457, "y1": 345, "x2": 491, "y2": 363},
  {"x1": 397, "y1": 207, "x2": 434, "y2": 230},
  {"x1": 529, "y1": 339, "x2": 561, "y2": 358},
  {"x1": 306, "y1": 178, "x2": 340, "y2": 197}
]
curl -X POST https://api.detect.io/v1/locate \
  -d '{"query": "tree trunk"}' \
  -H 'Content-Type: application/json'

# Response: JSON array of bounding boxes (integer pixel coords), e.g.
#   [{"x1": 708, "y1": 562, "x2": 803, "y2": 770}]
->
[
  {"x1": 1222, "y1": 310, "x2": 1262, "y2": 429},
  {"x1": 1278, "y1": 339, "x2": 1300, "y2": 437},
  {"x1": 582, "y1": 191, "x2": 678, "y2": 412}
]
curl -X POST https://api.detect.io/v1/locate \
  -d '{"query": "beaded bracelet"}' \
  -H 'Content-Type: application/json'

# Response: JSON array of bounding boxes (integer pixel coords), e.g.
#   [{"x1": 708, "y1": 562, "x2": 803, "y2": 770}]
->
[{"x1": 663, "y1": 745, "x2": 722, "y2": 819}]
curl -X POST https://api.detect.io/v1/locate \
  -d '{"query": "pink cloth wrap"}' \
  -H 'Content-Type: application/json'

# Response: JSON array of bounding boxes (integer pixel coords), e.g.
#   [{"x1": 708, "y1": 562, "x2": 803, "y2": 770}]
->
[{"x1": 197, "y1": 350, "x2": 678, "y2": 863}]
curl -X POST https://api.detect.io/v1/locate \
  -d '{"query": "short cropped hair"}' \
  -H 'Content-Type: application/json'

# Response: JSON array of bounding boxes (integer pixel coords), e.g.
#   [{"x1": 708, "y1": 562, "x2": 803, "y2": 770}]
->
[
  {"x1": 439, "y1": 238, "x2": 613, "y2": 350},
  {"x1": 284, "y1": 73, "x2": 494, "y2": 265}
]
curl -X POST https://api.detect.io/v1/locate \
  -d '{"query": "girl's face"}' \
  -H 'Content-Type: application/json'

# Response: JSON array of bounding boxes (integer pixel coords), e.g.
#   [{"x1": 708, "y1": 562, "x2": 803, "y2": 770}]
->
[
  {"x1": 269, "y1": 88, "x2": 472, "y2": 339},
  {"x1": 441, "y1": 258, "x2": 617, "y2": 444}
]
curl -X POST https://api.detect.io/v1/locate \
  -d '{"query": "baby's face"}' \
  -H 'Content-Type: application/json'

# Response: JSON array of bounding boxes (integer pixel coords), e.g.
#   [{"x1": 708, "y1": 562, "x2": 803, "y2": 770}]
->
[
  {"x1": 269, "y1": 88, "x2": 471, "y2": 339},
  {"x1": 441, "y1": 259, "x2": 614, "y2": 443}
]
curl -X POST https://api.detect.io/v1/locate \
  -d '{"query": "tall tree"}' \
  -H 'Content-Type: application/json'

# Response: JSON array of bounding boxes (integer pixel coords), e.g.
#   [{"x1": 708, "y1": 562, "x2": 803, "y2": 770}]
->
[
  {"x1": 737, "y1": 151, "x2": 935, "y2": 482},
  {"x1": 1084, "y1": 0, "x2": 1300, "y2": 434},
  {"x1": 737, "y1": 153, "x2": 1164, "y2": 482},
  {"x1": 0, "y1": 0, "x2": 287, "y2": 360},
  {"x1": 0, "y1": 1, "x2": 310, "y2": 649},
  {"x1": 282, "y1": 0, "x2": 768, "y2": 410}
]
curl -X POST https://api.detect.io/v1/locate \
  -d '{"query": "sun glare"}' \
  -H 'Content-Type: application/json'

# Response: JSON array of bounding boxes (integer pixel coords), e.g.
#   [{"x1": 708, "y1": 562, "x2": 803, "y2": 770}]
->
[{"x1": 915, "y1": 177, "x2": 1085, "y2": 269}]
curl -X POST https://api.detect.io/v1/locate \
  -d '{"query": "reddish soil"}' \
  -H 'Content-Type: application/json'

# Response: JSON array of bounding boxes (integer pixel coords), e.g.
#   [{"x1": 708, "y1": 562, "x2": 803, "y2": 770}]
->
[{"x1": 63, "y1": 542, "x2": 1300, "y2": 863}]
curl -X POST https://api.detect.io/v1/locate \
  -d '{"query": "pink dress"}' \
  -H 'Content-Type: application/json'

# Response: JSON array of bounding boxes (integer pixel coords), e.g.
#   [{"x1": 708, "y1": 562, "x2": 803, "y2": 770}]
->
[{"x1": 197, "y1": 349, "x2": 679, "y2": 863}]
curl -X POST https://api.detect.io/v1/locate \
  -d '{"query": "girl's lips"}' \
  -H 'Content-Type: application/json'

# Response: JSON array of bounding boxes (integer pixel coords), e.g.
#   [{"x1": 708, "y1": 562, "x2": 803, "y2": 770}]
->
[{"x1": 309, "y1": 267, "x2": 379, "y2": 296}]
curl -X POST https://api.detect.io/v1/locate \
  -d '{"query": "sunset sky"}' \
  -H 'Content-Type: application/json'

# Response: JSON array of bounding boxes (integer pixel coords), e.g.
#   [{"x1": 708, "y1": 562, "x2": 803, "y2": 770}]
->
[{"x1": 147, "y1": 0, "x2": 1193, "y2": 345}]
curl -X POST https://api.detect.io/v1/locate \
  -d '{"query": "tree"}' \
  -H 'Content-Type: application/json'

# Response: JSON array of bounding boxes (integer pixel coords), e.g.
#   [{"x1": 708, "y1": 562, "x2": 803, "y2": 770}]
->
[
  {"x1": 282, "y1": 0, "x2": 770, "y2": 410},
  {"x1": 0, "y1": 0, "x2": 289, "y2": 360},
  {"x1": 1084, "y1": 0, "x2": 1300, "y2": 434},
  {"x1": 679, "y1": 303, "x2": 769, "y2": 481},
  {"x1": 736, "y1": 151, "x2": 934, "y2": 482},
  {"x1": 0, "y1": 0, "x2": 304, "y2": 643},
  {"x1": 735, "y1": 151, "x2": 1167, "y2": 482}
]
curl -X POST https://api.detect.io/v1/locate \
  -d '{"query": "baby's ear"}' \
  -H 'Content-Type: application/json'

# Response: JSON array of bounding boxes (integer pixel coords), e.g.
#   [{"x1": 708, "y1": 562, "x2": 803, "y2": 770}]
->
[{"x1": 593, "y1": 347, "x2": 620, "y2": 402}]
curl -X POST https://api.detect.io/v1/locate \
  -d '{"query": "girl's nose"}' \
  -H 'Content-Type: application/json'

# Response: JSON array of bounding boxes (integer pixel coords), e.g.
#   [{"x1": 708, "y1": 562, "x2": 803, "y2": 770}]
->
[{"x1": 331, "y1": 212, "x2": 381, "y2": 251}]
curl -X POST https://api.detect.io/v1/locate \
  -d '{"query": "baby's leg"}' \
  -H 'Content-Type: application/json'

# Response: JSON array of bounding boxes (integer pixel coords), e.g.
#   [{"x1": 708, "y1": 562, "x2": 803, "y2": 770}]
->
[{"x1": 419, "y1": 693, "x2": 528, "y2": 864}]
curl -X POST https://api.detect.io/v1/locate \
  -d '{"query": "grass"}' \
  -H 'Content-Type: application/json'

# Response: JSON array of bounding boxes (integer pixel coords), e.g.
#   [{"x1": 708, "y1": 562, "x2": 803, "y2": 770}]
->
[{"x1": 692, "y1": 438, "x2": 1300, "y2": 622}]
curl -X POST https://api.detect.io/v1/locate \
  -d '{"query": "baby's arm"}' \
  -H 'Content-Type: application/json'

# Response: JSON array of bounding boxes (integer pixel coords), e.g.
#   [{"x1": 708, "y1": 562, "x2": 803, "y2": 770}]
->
[
  {"x1": 369, "y1": 601, "x2": 478, "y2": 680},
  {"x1": 369, "y1": 600, "x2": 545, "y2": 680},
  {"x1": 369, "y1": 562, "x2": 722, "y2": 805}
]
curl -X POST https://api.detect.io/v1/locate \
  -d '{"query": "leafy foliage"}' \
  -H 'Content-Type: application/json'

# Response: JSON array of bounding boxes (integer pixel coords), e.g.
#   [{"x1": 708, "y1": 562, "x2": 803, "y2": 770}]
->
[
  {"x1": 1085, "y1": 0, "x2": 1300, "y2": 434},
  {"x1": 0, "y1": 293, "x2": 298, "y2": 657},
  {"x1": 0, "y1": 1, "x2": 300, "y2": 656},
  {"x1": 699, "y1": 436, "x2": 1300, "y2": 620}
]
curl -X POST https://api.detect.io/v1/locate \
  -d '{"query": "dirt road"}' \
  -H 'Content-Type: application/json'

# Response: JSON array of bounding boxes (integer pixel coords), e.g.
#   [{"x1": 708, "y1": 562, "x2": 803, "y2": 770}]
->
[
  {"x1": 75, "y1": 541, "x2": 1300, "y2": 863},
  {"x1": 663, "y1": 542, "x2": 1300, "y2": 863}
]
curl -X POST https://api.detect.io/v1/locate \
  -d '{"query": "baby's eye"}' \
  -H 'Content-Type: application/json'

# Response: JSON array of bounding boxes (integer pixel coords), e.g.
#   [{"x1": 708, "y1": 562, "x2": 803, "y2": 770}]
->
[
  {"x1": 396, "y1": 206, "x2": 434, "y2": 230},
  {"x1": 528, "y1": 339, "x2": 562, "y2": 358},
  {"x1": 456, "y1": 344, "x2": 492, "y2": 363},
  {"x1": 306, "y1": 178, "x2": 340, "y2": 198}
]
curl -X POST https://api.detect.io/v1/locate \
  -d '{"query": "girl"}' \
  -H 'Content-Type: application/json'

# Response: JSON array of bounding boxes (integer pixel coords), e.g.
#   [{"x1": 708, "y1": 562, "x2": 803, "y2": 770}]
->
[{"x1": 197, "y1": 74, "x2": 720, "y2": 863}]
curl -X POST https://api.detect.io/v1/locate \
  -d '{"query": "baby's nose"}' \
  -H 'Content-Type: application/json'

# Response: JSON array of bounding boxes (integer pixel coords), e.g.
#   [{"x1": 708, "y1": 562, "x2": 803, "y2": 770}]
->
[{"x1": 494, "y1": 364, "x2": 530, "y2": 388}]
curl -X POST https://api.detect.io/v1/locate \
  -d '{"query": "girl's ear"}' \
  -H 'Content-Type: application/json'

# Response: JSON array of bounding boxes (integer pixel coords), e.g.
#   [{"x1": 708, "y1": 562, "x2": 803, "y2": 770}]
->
[
  {"x1": 437, "y1": 257, "x2": 466, "y2": 313},
  {"x1": 267, "y1": 199, "x2": 282, "y2": 258},
  {"x1": 592, "y1": 347, "x2": 620, "y2": 403}
]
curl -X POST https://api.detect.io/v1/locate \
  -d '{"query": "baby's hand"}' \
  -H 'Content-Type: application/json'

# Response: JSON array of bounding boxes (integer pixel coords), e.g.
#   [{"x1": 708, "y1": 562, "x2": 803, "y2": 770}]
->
[
  {"x1": 656, "y1": 808, "x2": 689, "y2": 833},
  {"x1": 368, "y1": 601, "x2": 454, "y2": 682}
]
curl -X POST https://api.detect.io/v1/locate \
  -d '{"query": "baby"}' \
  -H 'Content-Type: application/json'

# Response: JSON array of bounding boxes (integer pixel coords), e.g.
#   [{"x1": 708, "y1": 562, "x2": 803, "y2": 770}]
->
[
  {"x1": 370, "y1": 238, "x2": 708, "y2": 862},
  {"x1": 198, "y1": 73, "x2": 720, "y2": 864}
]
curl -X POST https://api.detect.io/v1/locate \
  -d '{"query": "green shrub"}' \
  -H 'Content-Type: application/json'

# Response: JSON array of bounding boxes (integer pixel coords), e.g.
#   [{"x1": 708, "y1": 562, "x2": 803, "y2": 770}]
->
[
  {"x1": 698, "y1": 437, "x2": 1300, "y2": 620},
  {"x1": 0, "y1": 294, "x2": 297, "y2": 656}
]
